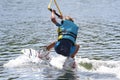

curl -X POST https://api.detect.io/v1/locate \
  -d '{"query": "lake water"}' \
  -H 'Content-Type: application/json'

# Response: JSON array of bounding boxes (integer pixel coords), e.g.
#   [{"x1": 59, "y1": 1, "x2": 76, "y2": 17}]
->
[{"x1": 0, "y1": 0, "x2": 120, "y2": 80}]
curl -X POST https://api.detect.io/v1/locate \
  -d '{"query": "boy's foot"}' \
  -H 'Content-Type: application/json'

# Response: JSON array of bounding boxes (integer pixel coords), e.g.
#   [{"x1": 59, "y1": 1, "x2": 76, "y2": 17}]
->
[
  {"x1": 38, "y1": 48, "x2": 51, "y2": 61},
  {"x1": 63, "y1": 57, "x2": 77, "y2": 70}
]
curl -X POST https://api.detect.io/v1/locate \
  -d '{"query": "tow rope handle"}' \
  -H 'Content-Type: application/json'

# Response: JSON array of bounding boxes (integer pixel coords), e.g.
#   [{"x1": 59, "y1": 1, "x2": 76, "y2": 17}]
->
[
  {"x1": 48, "y1": 8, "x2": 61, "y2": 18},
  {"x1": 48, "y1": 0, "x2": 62, "y2": 18}
]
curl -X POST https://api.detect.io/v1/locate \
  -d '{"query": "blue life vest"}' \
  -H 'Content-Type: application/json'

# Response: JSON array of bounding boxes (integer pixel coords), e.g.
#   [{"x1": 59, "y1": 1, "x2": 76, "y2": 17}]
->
[{"x1": 58, "y1": 20, "x2": 79, "y2": 44}]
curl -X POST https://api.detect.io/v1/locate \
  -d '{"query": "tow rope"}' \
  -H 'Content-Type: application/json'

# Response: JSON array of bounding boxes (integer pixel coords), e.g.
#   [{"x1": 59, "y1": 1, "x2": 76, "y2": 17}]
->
[{"x1": 48, "y1": 0, "x2": 62, "y2": 17}]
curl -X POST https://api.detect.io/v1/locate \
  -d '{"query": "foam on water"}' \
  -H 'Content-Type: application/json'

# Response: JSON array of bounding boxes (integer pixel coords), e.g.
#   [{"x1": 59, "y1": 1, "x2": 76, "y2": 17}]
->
[
  {"x1": 3, "y1": 55, "x2": 31, "y2": 68},
  {"x1": 3, "y1": 52, "x2": 120, "y2": 79},
  {"x1": 3, "y1": 53, "x2": 66, "y2": 69},
  {"x1": 50, "y1": 55, "x2": 66, "y2": 69}
]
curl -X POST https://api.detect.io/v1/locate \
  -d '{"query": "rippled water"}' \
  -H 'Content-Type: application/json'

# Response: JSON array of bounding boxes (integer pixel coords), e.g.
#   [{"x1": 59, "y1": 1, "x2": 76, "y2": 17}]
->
[{"x1": 0, "y1": 0, "x2": 120, "y2": 80}]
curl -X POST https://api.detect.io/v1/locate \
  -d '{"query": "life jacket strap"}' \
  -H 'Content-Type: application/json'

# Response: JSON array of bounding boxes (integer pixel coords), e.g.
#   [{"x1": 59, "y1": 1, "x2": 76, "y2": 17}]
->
[{"x1": 58, "y1": 31, "x2": 77, "y2": 39}]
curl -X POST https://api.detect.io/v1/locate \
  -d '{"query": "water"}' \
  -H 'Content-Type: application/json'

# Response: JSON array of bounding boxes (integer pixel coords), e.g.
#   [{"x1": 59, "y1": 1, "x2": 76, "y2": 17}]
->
[{"x1": 0, "y1": 0, "x2": 120, "y2": 80}]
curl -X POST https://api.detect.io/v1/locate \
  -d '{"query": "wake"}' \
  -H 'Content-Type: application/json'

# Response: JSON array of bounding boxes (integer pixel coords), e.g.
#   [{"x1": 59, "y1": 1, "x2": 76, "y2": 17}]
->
[{"x1": 3, "y1": 49, "x2": 120, "y2": 79}]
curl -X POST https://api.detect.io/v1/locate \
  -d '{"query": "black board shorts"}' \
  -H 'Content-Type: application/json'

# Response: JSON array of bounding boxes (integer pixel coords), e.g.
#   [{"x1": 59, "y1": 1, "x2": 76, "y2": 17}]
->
[{"x1": 54, "y1": 39, "x2": 73, "y2": 57}]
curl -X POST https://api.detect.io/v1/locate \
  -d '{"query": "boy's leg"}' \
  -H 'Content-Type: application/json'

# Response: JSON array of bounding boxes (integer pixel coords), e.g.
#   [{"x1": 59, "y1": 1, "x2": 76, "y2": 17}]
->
[
  {"x1": 71, "y1": 44, "x2": 80, "y2": 58},
  {"x1": 46, "y1": 41, "x2": 56, "y2": 51},
  {"x1": 63, "y1": 57, "x2": 77, "y2": 70},
  {"x1": 63, "y1": 44, "x2": 80, "y2": 70}
]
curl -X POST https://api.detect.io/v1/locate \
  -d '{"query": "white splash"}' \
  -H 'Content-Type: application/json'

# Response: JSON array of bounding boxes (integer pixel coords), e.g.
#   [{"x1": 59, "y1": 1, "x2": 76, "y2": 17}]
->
[
  {"x1": 3, "y1": 55, "x2": 30, "y2": 68},
  {"x1": 3, "y1": 49, "x2": 120, "y2": 79},
  {"x1": 50, "y1": 55, "x2": 66, "y2": 69}
]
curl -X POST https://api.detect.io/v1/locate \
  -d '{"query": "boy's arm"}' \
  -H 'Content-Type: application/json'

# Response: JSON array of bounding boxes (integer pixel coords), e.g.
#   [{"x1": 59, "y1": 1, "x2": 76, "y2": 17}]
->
[
  {"x1": 51, "y1": 10, "x2": 57, "y2": 24},
  {"x1": 51, "y1": 10, "x2": 63, "y2": 26}
]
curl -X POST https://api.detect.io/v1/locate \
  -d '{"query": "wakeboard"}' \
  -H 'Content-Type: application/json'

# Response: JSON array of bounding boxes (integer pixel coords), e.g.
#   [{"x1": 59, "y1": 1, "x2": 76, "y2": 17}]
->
[{"x1": 21, "y1": 48, "x2": 50, "y2": 61}]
